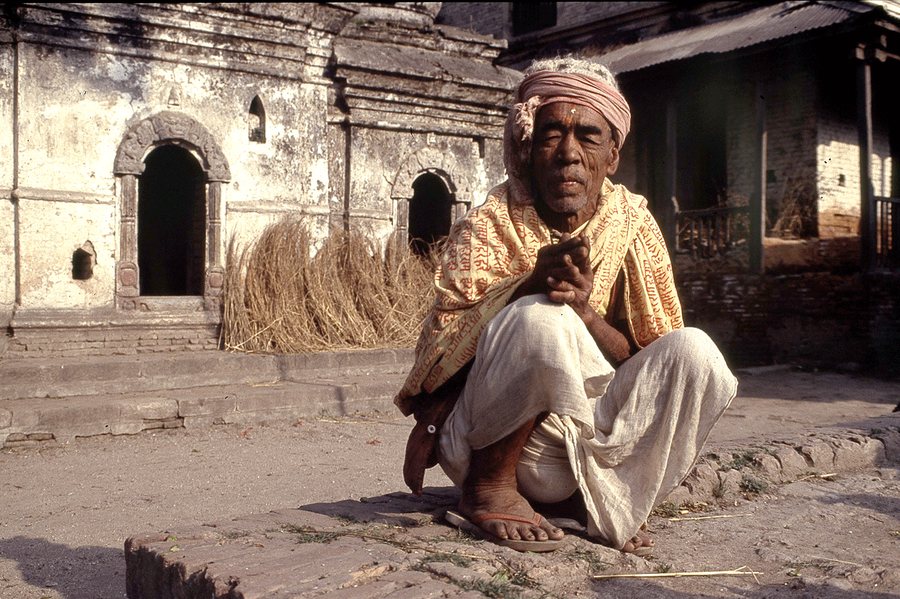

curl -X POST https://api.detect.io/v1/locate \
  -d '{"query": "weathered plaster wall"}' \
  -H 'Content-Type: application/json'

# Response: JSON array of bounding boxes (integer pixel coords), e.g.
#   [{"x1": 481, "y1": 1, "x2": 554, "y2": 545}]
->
[
  {"x1": 816, "y1": 115, "x2": 892, "y2": 238},
  {"x1": 16, "y1": 42, "x2": 122, "y2": 309},
  {"x1": 346, "y1": 129, "x2": 504, "y2": 242},
  {"x1": 223, "y1": 80, "x2": 332, "y2": 252},
  {"x1": 347, "y1": 130, "x2": 487, "y2": 241},
  {"x1": 14, "y1": 32, "x2": 330, "y2": 309},
  {"x1": 0, "y1": 42, "x2": 15, "y2": 323},
  {"x1": 17, "y1": 198, "x2": 116, "y2": 308}
]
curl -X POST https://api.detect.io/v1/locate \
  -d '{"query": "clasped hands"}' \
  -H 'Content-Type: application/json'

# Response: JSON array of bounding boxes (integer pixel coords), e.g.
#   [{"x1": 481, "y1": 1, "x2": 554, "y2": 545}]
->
[{"x1": 518, "y1": 232, "x2": 597, "y2": 324}]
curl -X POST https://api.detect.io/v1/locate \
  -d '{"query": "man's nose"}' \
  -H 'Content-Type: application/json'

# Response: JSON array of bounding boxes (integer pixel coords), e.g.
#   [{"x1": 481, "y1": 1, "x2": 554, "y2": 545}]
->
[{"x1": 556, "y1": 133, "x2": 581, "y2": 164}]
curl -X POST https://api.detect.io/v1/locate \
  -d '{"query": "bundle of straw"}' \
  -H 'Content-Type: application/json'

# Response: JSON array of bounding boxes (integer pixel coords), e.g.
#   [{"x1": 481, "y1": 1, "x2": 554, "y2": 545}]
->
[{"x1": 223, "y1": 218, "x2": 436, "y2": 353}]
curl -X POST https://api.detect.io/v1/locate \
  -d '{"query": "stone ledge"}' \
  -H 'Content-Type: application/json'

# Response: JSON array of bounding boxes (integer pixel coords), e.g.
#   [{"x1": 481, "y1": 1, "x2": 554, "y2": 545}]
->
[
  {"x1": 0, "y1": 348, "x2": 415, "y2": 400},
  {"x1": 665, "y1": 423, "x2": 899, "y2": 507},
  {"x1": 1, "y1": 374, "x2": 407, "y2": 448}
]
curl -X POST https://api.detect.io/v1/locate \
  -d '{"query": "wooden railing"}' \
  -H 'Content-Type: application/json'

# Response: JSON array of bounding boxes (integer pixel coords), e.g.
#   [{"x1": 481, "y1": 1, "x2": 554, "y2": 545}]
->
[
  {"x1": 675, "y1": 206, "x2": 749, "y2": 258},
  {"x1": 875, "y1": 196, "x2": 899, "y2": 269}
]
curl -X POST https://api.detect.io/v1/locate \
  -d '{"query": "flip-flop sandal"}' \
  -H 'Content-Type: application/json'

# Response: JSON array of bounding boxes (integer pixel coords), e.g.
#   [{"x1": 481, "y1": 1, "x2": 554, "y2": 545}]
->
[{"x1": 445, "y1": 510, "x2": 563, "y2": 553}]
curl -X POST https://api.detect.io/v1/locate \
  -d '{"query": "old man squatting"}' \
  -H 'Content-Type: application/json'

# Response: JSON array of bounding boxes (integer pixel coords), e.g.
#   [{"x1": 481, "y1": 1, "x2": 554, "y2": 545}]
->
[{"x1": 396, "y1": 56, "x2": 738, "y2": 554}]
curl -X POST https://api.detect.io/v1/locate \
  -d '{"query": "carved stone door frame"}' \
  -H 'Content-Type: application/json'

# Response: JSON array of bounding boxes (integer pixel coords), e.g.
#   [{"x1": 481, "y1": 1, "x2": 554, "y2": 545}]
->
[
  {"x1": 113, "y1": 111, "x2": 231, "y2": 310},
  {"x1": 390, "y1": 147, "x2": 471, "y2": 239}
]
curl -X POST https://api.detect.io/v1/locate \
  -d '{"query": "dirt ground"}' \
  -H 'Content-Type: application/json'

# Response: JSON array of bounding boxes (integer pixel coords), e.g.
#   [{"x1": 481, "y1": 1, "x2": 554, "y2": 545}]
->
[{"x1": 1, "y1": 406, "x2": 898, "y2": 599}]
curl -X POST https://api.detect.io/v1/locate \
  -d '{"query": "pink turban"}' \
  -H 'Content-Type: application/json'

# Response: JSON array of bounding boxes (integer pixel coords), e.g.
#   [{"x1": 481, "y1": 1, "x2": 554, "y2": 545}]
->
[{"x1": 517, "y1": 70, "x2": 631, "y2": 147}]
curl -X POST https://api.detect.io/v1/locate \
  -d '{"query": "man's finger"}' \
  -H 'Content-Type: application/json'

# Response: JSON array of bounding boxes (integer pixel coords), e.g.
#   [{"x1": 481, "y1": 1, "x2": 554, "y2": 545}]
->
[{"x1": 547, "y1": 289, "x2": 576, "y2": 304}]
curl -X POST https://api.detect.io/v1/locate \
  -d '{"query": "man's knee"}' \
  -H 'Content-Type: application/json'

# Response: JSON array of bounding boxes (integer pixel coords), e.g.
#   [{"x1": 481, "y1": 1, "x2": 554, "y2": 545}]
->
[
  {"x1": 491, "y1": 296, "x2": 583, "y2": 347},
  {"x1": 658, "y1": 327, "x2": 734, "y2": 384},
  {"x1": 664, "y1": 327, "x2": 719, "y2": 358}
]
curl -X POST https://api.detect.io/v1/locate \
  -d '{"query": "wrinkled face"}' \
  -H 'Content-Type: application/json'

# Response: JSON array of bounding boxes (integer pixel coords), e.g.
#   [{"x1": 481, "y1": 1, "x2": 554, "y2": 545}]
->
[{"x1": 530, "y1": 102, "x2": 619, "y2": 220}]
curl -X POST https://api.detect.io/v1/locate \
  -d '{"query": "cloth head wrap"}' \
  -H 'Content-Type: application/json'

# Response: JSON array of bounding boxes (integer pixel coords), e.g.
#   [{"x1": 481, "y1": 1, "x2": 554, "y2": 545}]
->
[
  {"x1": 503, "y1": 68, "x2": 631, "y2": 205},
  {"x1": 517, "y1": 71, "x2": 631, "y2": 146}
]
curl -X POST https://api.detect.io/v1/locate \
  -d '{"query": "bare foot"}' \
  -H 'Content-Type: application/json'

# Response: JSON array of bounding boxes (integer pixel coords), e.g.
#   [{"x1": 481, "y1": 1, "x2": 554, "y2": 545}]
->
[
  {"x1": 459, "y1": 481, "x2": 564, "y2": 542},
  {"x1": 622, "y1": 523, "x2": 654, "y2": 554},
  {"x1": 458, "y1": 416, "x2": 563, "y2": 545}
]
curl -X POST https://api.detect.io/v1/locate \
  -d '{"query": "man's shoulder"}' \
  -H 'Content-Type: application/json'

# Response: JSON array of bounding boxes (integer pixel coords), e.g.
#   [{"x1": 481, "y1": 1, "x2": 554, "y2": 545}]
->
[
  {"x1": 609, "y1": 181, "x2": 649, "y2": 212},
  {"x1": 455, "y1": 183, "x2": 511, "y2": 227},
  {"x1": 472, "y1": 183, "x2": 510, "y2": 215}
]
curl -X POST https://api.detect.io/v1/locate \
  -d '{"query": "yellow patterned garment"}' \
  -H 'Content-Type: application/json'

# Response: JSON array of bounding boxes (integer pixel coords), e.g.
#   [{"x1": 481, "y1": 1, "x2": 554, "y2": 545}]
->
[{"x1": 395, "y1": 179, "x2": 683, "y2": 415}]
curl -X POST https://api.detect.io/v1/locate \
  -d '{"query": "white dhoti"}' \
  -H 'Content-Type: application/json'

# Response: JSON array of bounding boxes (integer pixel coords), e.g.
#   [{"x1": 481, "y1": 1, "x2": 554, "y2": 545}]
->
[{"x1": 439, "y1": 295, "x2": 738, "y2": 549}]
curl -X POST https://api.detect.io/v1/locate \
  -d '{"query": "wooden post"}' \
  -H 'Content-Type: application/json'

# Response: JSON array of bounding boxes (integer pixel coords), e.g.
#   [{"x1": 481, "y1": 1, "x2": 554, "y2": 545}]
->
[
  {"x1": 665, "y1": 99, "x2": 678, "y2": 250},
  {"x1": 856, "y1": 48, "x2": 876, "y2": 271},
  {"x1": 749, "y1": 80, "x2": 766, "y2": 274}
]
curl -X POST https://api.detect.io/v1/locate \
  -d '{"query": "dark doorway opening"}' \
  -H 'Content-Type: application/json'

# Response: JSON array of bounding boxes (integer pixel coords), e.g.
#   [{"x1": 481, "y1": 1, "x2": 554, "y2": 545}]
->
[
  {"x1": 408, "y1": 172, "x2": 453, "y2": 255},
  {"x1": 676, "y1": 82, "x2": 727, "y2": 212},
  {"x1": 138, "y1": 145, "x2": 206, "y2": 295}
]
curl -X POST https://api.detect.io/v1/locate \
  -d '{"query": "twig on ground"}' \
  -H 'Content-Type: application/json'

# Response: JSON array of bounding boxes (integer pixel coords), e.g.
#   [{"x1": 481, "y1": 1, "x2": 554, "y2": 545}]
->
[
  {"x1": 593, "y1": 566, "x2": 763, "y2": 581},
  {"x1": 668, "y1": 514, "x2": 751, "y2": 522}
]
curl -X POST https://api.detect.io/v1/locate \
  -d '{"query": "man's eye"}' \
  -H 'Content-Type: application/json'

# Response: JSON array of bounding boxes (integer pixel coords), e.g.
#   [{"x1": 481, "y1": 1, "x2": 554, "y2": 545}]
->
[{"x1": 539, "y1": 132, "x2": 562, "y2": 144}]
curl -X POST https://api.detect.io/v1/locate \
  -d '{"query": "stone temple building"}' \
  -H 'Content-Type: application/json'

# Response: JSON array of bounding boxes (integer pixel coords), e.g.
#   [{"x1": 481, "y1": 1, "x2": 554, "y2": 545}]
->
[{"x1": 0, "y1": 3, "x2": 519, "y2": 356}]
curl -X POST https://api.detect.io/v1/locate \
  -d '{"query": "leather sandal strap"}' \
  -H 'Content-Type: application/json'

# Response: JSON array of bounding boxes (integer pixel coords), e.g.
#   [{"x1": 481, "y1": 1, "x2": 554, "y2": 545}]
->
[{"x1": 470, "y1": 512, "x2": 542, "y2": 527}]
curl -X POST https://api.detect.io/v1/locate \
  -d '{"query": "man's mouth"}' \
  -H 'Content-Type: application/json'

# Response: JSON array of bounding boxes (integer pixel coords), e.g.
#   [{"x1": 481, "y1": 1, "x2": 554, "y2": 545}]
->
[
  {"x1": 553, "y1": 172, "x2": 585, "y2": 187},
  {"x1": 554, "y1": 178, "x2": 584, "y2": 190}
]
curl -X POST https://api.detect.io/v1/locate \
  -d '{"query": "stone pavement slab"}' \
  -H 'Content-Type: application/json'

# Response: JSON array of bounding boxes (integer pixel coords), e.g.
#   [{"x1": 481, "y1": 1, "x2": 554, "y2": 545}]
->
[{"x1": 125, "y1": 488, "x2": 646, "y2": 599}]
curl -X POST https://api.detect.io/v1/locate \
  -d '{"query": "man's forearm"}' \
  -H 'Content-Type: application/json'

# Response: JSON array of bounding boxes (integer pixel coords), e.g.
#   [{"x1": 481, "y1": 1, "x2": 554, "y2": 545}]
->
[{"x1": 580, "y1": 307, "x2": 632, "y2": 367}]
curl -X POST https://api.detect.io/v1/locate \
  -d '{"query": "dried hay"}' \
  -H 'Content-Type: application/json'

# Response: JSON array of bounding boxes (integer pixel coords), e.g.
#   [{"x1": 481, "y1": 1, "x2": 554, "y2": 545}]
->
[{"x1": 223, "y1": 218, "x2": 436, "y2": 353}]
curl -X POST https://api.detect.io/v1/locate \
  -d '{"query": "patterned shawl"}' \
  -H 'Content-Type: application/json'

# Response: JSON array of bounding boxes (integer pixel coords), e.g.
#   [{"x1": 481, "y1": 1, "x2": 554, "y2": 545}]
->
[{"x1": 395, "y1": 179, "x2": 683, "y2": 415}]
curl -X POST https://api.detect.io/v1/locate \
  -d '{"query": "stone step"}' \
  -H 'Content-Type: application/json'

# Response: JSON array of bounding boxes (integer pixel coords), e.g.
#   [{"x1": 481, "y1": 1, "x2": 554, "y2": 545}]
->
[
  {"x1": 0, "y1": 348, "x2": 414, "y2": 400},
  {"x1": 0, "y1": 371, "x2": 408, "y2": 448}
]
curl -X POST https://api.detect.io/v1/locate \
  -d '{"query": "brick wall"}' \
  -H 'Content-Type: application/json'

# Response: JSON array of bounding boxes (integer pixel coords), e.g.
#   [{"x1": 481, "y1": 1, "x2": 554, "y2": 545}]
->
[
  {"x1": 5, "y1": 324, "x2": 220, "y2": 357},
  {"x1": 679, "y1": 271, "x2": 900, "y2": 373},
  {"x1": 436, "y1": 3, "x2": 511, "y2": 39},
  {"x1": 725, "y1": 55, "x2": 821, "y2": 236}
]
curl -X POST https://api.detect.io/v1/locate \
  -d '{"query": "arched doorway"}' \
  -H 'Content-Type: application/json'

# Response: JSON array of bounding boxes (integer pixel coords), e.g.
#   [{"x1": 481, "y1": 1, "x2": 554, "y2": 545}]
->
[
  {"x1": 408, "y1": 172, "x2": 453, "y2": 255},
  {"x1": 114, "y1": 111, "x2": 230, "y2": 310},
  {"x1": 138, "y1": 145, "x2": 206, "y2": 295}
]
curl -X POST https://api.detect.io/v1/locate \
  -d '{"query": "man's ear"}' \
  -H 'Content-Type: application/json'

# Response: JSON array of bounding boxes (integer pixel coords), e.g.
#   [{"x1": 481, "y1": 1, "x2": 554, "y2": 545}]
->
[{"x1": 606, "y1": 144, "x2": 620, "y2": 175}]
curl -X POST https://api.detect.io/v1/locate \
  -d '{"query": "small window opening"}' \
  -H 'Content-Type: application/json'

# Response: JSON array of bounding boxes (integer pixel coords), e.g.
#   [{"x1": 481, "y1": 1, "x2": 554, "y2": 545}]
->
[
  {"x1": 72, "y1": 241, "x2": 96, "y2": 280},
  {"x1": 838, "y1": 173, "x2": 846, "y2": 187},
  {"x1": 249, "y1": 95, "x2": 266, "y2": 143}
]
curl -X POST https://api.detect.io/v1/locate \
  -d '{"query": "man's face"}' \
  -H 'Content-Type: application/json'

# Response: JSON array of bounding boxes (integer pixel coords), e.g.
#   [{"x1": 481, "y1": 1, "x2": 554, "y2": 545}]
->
[{"x1": 530, "y1": 102, "x2": 619, "y2": 219}]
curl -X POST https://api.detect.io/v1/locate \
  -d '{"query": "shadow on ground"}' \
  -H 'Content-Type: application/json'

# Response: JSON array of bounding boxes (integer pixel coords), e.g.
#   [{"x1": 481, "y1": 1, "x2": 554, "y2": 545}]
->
[
  {"x1": 299, "y1": 486, "x2": 458, "y2": 527},
  {"x1": 0, "y1": 536, "x2": 123, "y2": 599}
]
